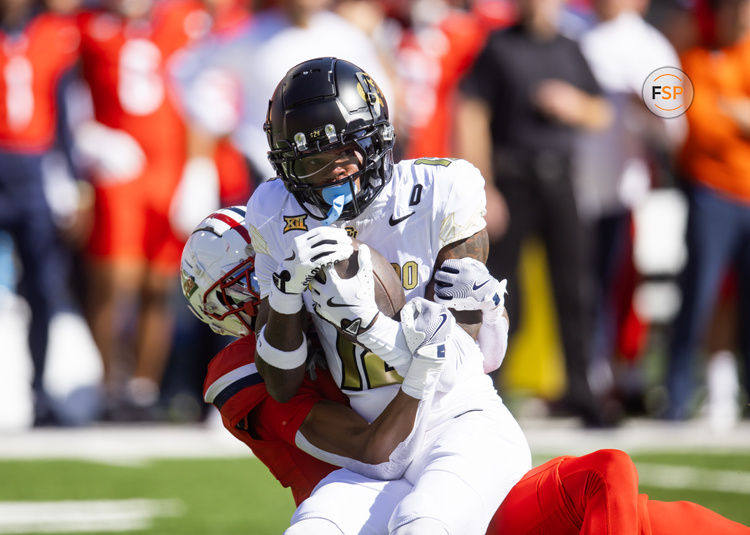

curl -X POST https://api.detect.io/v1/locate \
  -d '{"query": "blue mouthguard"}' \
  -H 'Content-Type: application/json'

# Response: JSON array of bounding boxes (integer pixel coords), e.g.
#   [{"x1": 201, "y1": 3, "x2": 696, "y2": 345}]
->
[{"x1": 320, "y1": 183, "x2": 353, "y2": 225}]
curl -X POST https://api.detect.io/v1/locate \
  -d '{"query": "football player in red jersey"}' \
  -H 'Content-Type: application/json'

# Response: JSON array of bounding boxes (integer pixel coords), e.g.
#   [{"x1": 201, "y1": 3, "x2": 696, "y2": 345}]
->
[
  {"x1": 182, "y1": 206, "x2": 750, "y2": 534},
  {"x1": 0, "y1": 0, "x2": 81, "y2": 425},
  {"x1": 75, "y1": 0, "x2": 212, "y2": 418}
]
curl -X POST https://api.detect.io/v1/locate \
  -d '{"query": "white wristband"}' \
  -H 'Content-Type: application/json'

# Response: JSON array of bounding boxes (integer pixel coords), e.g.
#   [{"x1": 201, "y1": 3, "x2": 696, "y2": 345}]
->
[
  {"x1": 401, "y1": 347, "x2": 445, "y2": 399},
  {"x1": 357, "y1": 316, "x2": 412, "y2": 376},
  {"x1": 257, "y1": 326, "x2": 307, "y2": 369},
  {"x1": 268, "y1": 285, "x2": 304, "y2": 315}
]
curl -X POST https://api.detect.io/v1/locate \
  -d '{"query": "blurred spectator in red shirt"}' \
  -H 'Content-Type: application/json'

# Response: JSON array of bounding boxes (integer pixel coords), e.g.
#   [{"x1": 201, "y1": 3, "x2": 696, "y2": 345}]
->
[{"x1": 75, "y1": 0, "x2": 209, "y2": 419}]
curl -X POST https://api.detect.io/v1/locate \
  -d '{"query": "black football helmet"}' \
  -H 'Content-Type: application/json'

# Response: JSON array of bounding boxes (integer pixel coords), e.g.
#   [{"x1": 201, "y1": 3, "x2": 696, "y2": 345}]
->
[{"x1": 264, "y1": 57, "x2": 395, "y2": 222}]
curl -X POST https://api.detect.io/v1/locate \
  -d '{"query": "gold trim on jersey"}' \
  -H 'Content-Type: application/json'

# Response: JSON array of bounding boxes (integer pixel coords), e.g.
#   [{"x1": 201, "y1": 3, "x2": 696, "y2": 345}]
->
[
  {"x1": 248, "y1": 224, "x2": 270, "y2": 255},
  {"x1": 439, "y1": 205, "x2": 486, "y2": 250}
]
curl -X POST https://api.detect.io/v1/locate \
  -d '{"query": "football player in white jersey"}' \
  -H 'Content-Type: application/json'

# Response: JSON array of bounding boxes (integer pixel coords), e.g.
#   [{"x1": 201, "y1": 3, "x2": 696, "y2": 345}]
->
[
  {"x1": 182, "y1": 206, "x2": 517, "y2": 534},
  {"x1": 246, "y1": 57, "x2": 529, "y2": 534}
]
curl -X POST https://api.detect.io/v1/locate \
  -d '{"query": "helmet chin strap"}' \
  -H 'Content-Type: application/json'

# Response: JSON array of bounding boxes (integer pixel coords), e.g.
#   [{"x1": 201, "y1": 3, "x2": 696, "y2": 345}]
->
[{"x1": 320, "y1": 183, "x2": 354, "y2": 225}]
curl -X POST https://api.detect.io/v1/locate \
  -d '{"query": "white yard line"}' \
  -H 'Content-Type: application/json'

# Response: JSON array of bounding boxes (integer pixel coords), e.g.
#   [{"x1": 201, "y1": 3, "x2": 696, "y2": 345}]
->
[
  {"x1": 636, "y1": 463, "x2": 750, "y2": 495},
  {"x1": 0, "y1": 499, "x2": 183, "y2": 533},
  {"x1": 0, "y1": 415, "x2": 248, "y2": 464},
  {"x1": 523, "y1": 417, "x2": 750, "y2": 456}
]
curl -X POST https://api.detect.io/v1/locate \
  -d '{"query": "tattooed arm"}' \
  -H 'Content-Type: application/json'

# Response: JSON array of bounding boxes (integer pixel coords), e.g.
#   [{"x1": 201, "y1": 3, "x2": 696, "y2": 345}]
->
[{"x1": 425, "y1": 229, "x2": 489, "y2": 340}]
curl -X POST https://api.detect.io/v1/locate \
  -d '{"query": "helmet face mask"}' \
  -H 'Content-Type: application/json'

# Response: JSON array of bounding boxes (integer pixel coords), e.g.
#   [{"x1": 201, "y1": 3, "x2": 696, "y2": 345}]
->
[
  {"x1": 180, "y1": 206, "x2": 260, "y2": 338},
  {"x1": 265, "y1": 57, "x2": 395, "y2": 222},
  {"x1": 200, "y1": 256, "x2": 259, "y2": 334}
]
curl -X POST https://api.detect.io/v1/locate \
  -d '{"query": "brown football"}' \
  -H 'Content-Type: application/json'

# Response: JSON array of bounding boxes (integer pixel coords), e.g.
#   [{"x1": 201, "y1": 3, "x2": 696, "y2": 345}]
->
[{"x1": 317, "y1": 238, "x2": 405, "y2": 321}]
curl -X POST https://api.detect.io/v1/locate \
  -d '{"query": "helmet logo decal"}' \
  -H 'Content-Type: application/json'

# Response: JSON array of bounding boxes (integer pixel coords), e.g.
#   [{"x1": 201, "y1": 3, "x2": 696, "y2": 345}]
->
[
  {"x1": 283, "y1": 214, "x2": 308, "y2": 233},
  {"x1": 181, "y1": 272, "x2": 198, "y2": 298},
  {"x1": 356, "y1": 72, "x2": 384, "y2": 108}
]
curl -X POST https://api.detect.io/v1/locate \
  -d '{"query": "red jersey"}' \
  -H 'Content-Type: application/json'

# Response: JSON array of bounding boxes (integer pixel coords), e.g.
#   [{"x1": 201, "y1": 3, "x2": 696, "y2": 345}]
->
[
  {"x1": 77, "y1": 0, "x2": 208, "y2": 162},
  {"x1": 203, "y1": 335, "x2": 348, "y2": 506},
  {"x1": 0, "y1": 13, "x2": 79, "y2": 152}
]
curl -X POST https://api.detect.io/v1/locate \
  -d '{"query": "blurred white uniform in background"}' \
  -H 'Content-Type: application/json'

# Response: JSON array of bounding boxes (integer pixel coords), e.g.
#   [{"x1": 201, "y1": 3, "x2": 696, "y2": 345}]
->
[
  {"x1": 172, "y1": 3, "x2": 393, "y2": 180},
  {"x1": 576, "y1": 9, "x2": 685, "y2": 220},
  {"x1": 575, "y1": 5, "x2": 687, "y2": 400}
]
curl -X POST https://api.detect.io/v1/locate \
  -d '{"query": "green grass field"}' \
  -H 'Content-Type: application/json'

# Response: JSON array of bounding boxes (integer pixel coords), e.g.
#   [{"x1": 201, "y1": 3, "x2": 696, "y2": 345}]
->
[{"x1": 0, "y1": 451, "x2": 748, "y2": 534}]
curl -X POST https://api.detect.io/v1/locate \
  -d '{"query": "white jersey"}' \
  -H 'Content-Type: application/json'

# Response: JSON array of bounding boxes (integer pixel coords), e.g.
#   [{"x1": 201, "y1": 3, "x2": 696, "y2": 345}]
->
[{"x1": 247, "y1": 158, "x2": 487, "y2": 421}]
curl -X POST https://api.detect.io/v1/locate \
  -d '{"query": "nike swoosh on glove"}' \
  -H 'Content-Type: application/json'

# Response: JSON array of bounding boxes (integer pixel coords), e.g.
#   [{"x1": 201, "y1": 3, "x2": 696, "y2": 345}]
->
[
  {"x1": 308, "y1": 244, "x2": 380, "y2": 338},
  {"x1": 433, "y1": 257, "x2": 506, "y2": 312},
  {"x1": 400, "y1": 297, "x2": 456, "y2": 353},
  {"x1": 399, "y1": 297, "x2": 455, "y2": 398}
]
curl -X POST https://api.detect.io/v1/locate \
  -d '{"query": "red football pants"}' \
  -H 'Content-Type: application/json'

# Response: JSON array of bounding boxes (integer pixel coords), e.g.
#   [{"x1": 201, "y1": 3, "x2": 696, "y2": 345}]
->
[{"x1": 486, "y1": 449, "x2": 749, "y2": 534}]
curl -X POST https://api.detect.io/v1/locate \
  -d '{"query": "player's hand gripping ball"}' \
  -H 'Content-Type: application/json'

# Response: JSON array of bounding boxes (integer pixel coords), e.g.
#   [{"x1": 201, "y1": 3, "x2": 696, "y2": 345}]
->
[
  {"x1": 310, "y1": 238, "x2": 405, "y2": 341},
  {"x1": 272, "y1": 226, "x2": 354, "y2": 295}
]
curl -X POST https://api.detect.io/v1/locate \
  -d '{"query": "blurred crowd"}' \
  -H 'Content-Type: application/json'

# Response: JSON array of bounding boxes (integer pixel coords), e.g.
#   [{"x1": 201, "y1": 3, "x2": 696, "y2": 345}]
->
[{"x1": 0, "y1": 0, "x2": 747, "y2": 429}]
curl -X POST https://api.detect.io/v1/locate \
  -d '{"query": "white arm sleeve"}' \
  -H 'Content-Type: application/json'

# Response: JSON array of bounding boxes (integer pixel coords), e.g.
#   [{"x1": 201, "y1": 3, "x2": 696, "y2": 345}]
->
[{"x1": 478, "y1": 308, "x2": 509, "y2": 374}]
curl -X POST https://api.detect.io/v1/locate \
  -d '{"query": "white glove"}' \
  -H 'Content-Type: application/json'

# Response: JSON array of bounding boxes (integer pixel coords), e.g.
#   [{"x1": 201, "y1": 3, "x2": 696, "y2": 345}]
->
[
  {"x1": 400, "y1": 297, "x2": 456, "y2": 353},
  {"x1": 75, "y1": 121, "x2": 146, "y2": 184},
  {"x1": 273, "y1": 226, "x2": 354, "y2": 296},
  {"x1": 309, "y1": 243, "x2": 379, "y2": 339},
  {"x1": 400, "y1": 297, "x2": 455, "y2": 398},
  {"x1": 169, "y1": 156, "x2": 220, "y2": 239},
  {"x1": 433, "y1": 258, "x2": 506, "y2": 312}
]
